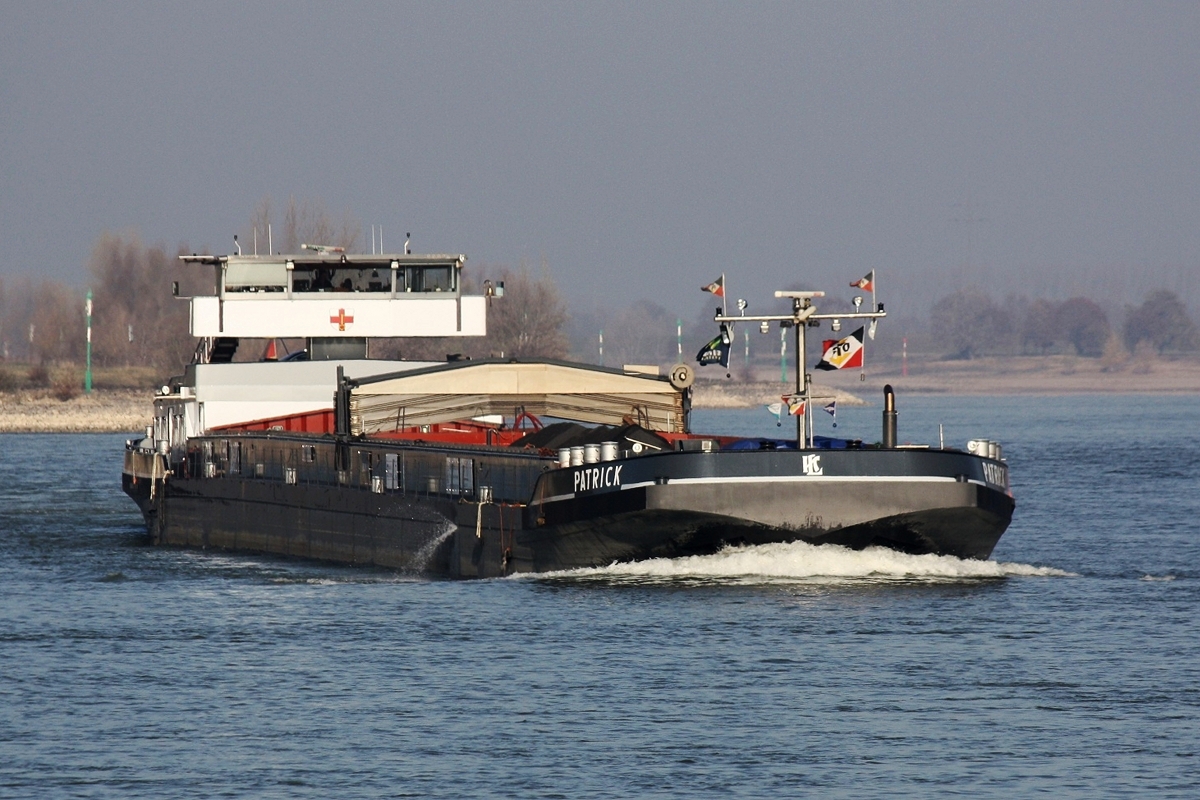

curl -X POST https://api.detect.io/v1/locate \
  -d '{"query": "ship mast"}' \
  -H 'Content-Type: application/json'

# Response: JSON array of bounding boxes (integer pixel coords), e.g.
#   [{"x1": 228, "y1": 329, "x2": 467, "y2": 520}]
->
[{"x1": 715, "y1": 290, "x2": 885, "y2": 449}]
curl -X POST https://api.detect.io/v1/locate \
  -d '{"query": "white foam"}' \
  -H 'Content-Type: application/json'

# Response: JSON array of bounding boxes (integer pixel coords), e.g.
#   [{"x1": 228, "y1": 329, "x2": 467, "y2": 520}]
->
[
  {"x1": 1140, "y1": 574, "x2": 1177, "y2": 582},
  {"x1": 529, "y1": 541, "x2": 1075, "y2": 584}
]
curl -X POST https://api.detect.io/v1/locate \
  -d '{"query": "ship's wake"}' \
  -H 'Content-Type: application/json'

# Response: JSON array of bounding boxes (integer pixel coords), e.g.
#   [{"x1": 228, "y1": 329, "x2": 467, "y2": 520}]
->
[{"x1": 529, "y1": 541, "x2": 1073, "y2": 585}]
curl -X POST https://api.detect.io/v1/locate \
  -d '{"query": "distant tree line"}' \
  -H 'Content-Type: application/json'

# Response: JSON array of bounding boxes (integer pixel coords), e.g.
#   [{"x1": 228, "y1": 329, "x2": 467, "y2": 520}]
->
[
  {"x1": 2, "y1": 197, "x2": 1195, "y2": 385},
  {"x1": 930, "y1": 288, "x2": 1199, "y2": 361},
  {"x1": 0, "y1": 194, "x2": 572, "y2": 378},
  {"x1": 567, "y1": 285, "x2": 1200, "y2": 371},
  {"x1": 0, "y1": 232, "x2": 206, "y2": 371}
]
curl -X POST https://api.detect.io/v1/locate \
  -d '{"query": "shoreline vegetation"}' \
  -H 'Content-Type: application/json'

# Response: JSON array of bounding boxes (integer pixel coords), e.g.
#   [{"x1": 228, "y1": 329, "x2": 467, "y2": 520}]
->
[
  {"x1": 1, "y1": 354, "x2": 1196, "y2": 433},
  {"x1": 5, "y1": 224, "x2": 1195, "y2": 433}
]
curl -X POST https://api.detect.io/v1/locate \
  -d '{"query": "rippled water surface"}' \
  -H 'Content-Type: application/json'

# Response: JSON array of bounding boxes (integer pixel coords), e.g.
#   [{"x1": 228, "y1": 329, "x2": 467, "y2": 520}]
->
[{"x1": 1, "y1": 395, "x2": 1198, "y2": 798}]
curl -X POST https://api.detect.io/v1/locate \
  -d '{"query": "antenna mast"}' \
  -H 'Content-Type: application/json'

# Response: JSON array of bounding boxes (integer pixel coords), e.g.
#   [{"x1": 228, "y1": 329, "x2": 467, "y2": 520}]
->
[{"x1": 715, "y1": 291, "x2": 885, "y2": 448}]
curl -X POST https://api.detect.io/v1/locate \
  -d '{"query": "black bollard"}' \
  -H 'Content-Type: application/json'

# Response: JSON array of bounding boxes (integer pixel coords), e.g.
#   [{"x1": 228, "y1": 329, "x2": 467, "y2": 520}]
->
[{"x1": 883, "y1": 384, "x2": 897, "y2": 448}]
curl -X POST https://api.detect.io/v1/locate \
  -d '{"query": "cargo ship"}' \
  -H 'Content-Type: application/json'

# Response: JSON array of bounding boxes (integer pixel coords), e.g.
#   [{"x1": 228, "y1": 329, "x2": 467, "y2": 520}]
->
[{"x1": 122, "y1": 247, "x2": 1014, "y2": 577}]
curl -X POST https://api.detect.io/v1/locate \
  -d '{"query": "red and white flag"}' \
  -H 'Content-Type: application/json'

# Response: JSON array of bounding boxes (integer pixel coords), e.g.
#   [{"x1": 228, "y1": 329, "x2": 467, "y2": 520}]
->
[
  {"x1": 783, "y1": 394, "x2": 806, "y2": 416},
  {"x1": 701, "y1": 275, "x2": 725, "y2": 297},
  {"x1": 850, "y1": 270, "x2": 875, "y2": 293},
  {"x1": 815, "y1": 327, "x2": 865, "y2": 371}
]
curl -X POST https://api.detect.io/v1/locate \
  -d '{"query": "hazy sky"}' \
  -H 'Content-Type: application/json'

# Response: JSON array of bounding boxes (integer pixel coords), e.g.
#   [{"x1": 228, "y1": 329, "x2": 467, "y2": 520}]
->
[{"x1": 3, "y1": 2, "x2": 1198, "y2": 316}]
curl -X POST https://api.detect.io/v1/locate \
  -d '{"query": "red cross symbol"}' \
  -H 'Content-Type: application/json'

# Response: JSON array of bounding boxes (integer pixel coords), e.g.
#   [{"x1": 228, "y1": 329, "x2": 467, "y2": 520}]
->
[{"x1": 330, "y1": 309, "x2": 354, "y2": 331}]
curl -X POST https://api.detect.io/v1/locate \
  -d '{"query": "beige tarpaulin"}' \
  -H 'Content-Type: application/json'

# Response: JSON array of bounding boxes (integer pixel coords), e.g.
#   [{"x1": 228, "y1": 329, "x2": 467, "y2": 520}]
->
[{"x1": 349, "y1": 361, "x2": 687, "y2": 434}]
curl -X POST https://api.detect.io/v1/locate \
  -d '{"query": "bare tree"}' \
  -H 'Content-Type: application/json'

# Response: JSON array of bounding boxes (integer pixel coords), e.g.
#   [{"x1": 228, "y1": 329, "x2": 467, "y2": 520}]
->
[
  {"x1": 1058, "y1": 297, "x2": 1110, "y2": 357},
  {"x1": 30, "y1": 281, "x2": 84, "y2": 364},
  {"x1": 1123, "y1": 290, "x2": 1199, "y2": 353},
  {"x1": 276, "y1": 195, "x2": 361, "y2": 254},
  {"x1": 0, "y1": 275, "x2": 39, "y2": 362},
  {"x1": 483, "y1": 260, "x2": 569, "y2": 359},
  {"x1": 0, "y1": 274, "x2": 88, "y2": 365},
  {"x1": 88, "y1": 231, "x2": 205, "y2": 371},
  {"x1": 930, "y1": 289, "x2": 1014, "y2": 359},
  {"x1": 1021, "y1": 298, "x2": 1058, "y2": 354},
  {"x1": 599, "y1": 300, "x2": 677, "y2": 368}
]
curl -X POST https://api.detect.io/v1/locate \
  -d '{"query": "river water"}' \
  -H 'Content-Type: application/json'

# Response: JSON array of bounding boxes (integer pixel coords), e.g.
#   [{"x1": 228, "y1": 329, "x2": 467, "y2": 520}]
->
[{"x1": 1, "y1": 395, "x2": 1197, "y2": 798}]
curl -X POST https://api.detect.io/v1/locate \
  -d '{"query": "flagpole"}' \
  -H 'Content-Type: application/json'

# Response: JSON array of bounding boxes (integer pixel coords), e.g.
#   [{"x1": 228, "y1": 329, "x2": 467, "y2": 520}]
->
[
  {"x1": 84, "y1": 289, "x2": 93, "y2": 394},
  {"x1": 806, "y1": 333, "x2": 814, "y2": 447},
  {"x1": 861, "y1": 318, "x2": 867, "y2": 383},
  {"x1": 796, "y1": 314, "x2": 807, "y2": 448},
  {"x1": 868, "y1": 271, "x2": 878, "y2": 383},
  {"x1": 780, "y1": 328, "x2": 786, "y2": 383},
  {"x1": 724, "y1": 274, "x2": 731, "y2": 372}
]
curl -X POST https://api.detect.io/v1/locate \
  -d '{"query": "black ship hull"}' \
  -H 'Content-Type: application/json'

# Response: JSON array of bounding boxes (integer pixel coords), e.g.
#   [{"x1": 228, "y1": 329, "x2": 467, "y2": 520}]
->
[{"x1": 123, "y1": 434, "x2": 1014, "y2": 578}]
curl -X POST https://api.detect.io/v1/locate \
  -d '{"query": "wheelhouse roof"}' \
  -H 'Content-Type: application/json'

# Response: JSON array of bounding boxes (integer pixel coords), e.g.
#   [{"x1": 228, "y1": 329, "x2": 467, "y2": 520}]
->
[{"x1": 179, "y1": 253, "x2": 466, "y2": 267}]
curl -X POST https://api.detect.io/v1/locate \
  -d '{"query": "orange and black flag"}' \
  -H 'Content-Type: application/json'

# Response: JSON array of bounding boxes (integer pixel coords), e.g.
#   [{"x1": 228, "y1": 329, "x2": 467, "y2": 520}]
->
[
  {"x1": 701, "y1": 275, "x2": 725, "y2": 297},
  {"x1": 815, "y1": 327, "x2": 865, "y2": 371},
  {"x1": 850, "y1": 270, "x2": 875, "y2": 293}
]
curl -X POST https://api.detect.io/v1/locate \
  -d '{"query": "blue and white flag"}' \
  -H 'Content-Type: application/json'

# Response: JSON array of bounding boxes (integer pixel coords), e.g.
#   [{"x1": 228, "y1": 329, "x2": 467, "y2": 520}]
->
[{"x1": 823, "y1": 400, "x2": 838, "y2": 428}]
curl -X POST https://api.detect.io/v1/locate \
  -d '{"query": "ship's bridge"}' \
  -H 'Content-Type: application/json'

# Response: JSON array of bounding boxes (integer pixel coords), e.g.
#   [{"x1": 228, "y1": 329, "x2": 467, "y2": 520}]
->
[{"x1": 180, "y1": 252, "x2": 487, "y2": 339}]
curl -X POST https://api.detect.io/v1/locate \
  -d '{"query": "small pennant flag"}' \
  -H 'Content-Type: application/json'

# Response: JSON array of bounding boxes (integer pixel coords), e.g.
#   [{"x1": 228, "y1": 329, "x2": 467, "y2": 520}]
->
[
  {"x1": 766, "y1": 402, "x2": 784, "y2": 427},
  {"x1": 701, "y1": 275, "x2": 725, "y2": 297},
  {"x1": 823, "y1": 400, "x2": 838, "y2": 427},
  {"x1": 783, "y1": 394, "x2": 806, "y2": 416},
  {"x1": 850, "y1": 270, "x2": 874, "y2": 293},
  {"x1": 868, "y1": 318, "x2": 878, "y2": 341},
  {"x1": 696, "y1": 325, "x2": 731, "y2": 367},
  {"x1": 815, "y1": 327, "x2": 865, "y2": 371}
]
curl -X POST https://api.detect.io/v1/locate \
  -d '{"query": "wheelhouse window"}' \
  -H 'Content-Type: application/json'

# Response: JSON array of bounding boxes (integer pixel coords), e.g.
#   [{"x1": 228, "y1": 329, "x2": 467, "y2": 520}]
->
[
  {"x1": 224, "y1": 261, "x2": 288, "y2": 292},
  {"x1": 291, "y1": 267, "x2": 391, "y2": 293},
  {"x1": 404, "y1": 265, "x2": 455, "y2": 293},
  {"x1": 287, "y1": 263, "x2": 456, "y2": 294}
]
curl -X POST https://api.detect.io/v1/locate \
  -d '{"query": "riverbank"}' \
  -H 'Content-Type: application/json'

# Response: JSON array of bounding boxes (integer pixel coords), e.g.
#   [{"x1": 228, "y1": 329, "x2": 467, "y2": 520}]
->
[
  {"x1": 0, "y1": 390, "x2": 154, "y2": 433},
  {"x1": 1, "y1": 354, "x2": 1196, "y2": 432},
  {"x1": 835, "y1": 353, "x2": 1200, "y2": 396},
  {"x1": 692, "y1": 354, "x2": 1200, "y2": 408}
]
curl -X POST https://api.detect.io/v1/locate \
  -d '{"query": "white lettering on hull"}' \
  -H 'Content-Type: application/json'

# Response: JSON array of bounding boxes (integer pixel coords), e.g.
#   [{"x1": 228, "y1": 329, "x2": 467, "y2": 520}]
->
[
  {"x1": 981, "y1": 461, "x2": 1008, "y2": 488},
  {"x1": 573, "y1": 464, "x2": 624, "y2": 493}
]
